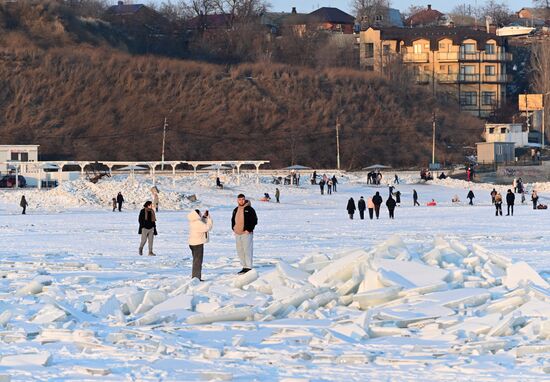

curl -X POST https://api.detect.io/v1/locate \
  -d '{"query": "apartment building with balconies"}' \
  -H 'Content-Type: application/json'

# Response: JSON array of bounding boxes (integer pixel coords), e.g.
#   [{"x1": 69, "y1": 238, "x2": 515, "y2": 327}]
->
[{"x1": 359, "y1": 27, "x2": 512, "y2": 117}]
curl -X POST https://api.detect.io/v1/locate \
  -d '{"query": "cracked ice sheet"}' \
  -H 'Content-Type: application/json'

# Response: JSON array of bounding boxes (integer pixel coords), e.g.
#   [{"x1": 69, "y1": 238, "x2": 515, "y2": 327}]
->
[{"x1": 0, "y1": 173, "x2": 549, "y2": 381}]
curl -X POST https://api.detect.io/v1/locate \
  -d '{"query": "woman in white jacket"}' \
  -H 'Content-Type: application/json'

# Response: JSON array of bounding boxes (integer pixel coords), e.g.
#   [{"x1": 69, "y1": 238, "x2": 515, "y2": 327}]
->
[{"x1": 188, "y1": 209, "x2": 213, "y2": 280}]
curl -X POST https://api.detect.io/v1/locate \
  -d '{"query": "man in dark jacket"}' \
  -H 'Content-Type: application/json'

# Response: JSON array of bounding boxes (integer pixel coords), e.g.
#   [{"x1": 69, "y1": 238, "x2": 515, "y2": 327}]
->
[
  {"x1": 346, "y1": 197, "x2": 356, "y2": 219},
  {"x1": 467, "y1": 190, "x2": 475, "y2": 205},
  {"x1": 357, "y1": 196, "x2": 366, "y2": 220},
  {"x1": 231, "y1": 194, "x2": 258, "y2": 274},
  {"x1": 117, "y1": 192, "x2": 124, "y2": 212},
  {"x1": 332, "y1": 175, "x2": 338, "y2": 192},
  {"x1": 413, "y1": 189, "x2": 420, "y2": 206},
  {"x1": 490, "y1": 188, "x2": 497, "y2": 204},
  {"x1": 372, "y1": 192, "x2": 383, "y2": 219},
  {"x1": 506, "y1": 189, "x2": 515, "y2": 216},
  {"x1": 386, "y1": 195, "x2": 396, "y2": 219},
  {"x1": 138, "y1": 201, "x2": 157, "y2": 256}
]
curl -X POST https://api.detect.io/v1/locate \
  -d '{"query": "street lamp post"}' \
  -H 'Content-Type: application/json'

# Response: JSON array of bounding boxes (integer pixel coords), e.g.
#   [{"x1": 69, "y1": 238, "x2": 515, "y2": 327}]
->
[
  {"x1": 336, "y1": 115, "x2": 341, "y2": 171},
  {"x1": 432, "y1": 112, "x2": 436, "y2": 165},
  {"x1": 161, "y1": 117, "x2": 167, "y2": 171}
]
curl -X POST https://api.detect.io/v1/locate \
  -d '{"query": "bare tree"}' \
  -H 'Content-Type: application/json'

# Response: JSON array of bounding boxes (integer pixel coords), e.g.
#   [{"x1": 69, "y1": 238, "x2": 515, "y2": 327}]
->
[
  {"x1": 449, "y1": 3, "x2": 477, "y2": 26},
  {"x1": 351, "y1": 0, "x2": 390, "y2": 26},
  {"x1": 477, "y1": 0, "x2": 511, "y2": 26},
  {"x1": 533, "y1": 0, "x2": 550, "y2": 9},
  {"x1": 212, "y1": 0, "x2": 269, "y2": 27},
  {"x1": 157, "y1": 1, "x2": 188, "y2": 23},
  {"x1": 531, "y1": 40, "x2": 550, "y2": 144}
]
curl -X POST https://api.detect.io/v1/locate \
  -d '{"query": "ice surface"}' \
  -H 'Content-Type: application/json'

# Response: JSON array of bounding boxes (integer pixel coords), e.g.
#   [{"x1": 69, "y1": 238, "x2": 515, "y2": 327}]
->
[
  {"x1": 1, "y1": 173, "x2": 549, "y2": 381},
  {"x1": 0, "y1": 352, "x2": 51, "y2": 367}
]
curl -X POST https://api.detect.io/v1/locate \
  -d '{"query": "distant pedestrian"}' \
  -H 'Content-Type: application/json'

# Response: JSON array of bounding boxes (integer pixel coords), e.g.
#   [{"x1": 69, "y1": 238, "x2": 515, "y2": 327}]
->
[
  {"x1": 494, "y1": 193, "x2": 503, "y2": 216},
  {"x1": 20, "y1": 195, "x2": 28, "y2": 215},
  {"x1": 138, "y1": 201, "x2": 157, "y2": 256},
  {"x1": 275, "y1": 188, "x2": 280, "y2": 203},
  {"x1": 327, "y1": 179, "x2": 333, "y2": 195},
  {"x1": 413, "y1": 189, "x2": 420, "y2": 206},
  {"x1": 367, "y1": 197, "x2": 374, "y2": 219},
  {"x1": 358, "y1": 196, "x2": 366, "y2": 220},
  {"x1": 112, "y1": 198, "x2": 117, "y2": 212},
  {"x1": 347, "y1": 197, "x2": 356, "y2": 219},
  {"x1": 311, "y1": 171, "x2": 317, "y2": 185},
  {"x1": 151, "y1": 186, "x2": 159, "y2": 212},
  {"x1": 188, "y1": 209, "x2": 213, "y2": 281},
  {"x1": 395, "y1": 190, "x2": 401, "y2": 204},
  {"x1": 319, "y1": 179, "x2": 325, "y2": 195},
  {"x1": 332, "y1": 175, "x2": 338, "y2": 192},
  {"x1": 506, "y1": 189, "x2": 515, "y2": 216},
  {"x1": 231, "y1": 194, "x2": 258, "y2": 274},
  {"x1": 466, "y1": 168, "x2": 471, "y2": 182},
  {"x1": 372, "y1": 191, "x2": 383, "y2": 219},
  {"x1": 490, "y1": 188, "x2": 497, "y2": 204},
  {"x1": 394, "y1": 174, "x2": 399, "y2": 184},
  {"x1": 388, "y1": 185, "x2": 395, "y2": 197},
  {"x1": 467, "y1": 190, "x2": 475, "y2": 205},
  {"x1": 117, "y1": 192, "x2": 124, "y2": 212},
  {"x1": 386, "y1": 195, "x2": 396, "y2": 219},
  {"x1": 531, "y1": 190, "x2": 539, "y2": 210},
  {"x1": 512, "y1": 178, "x2": 517, "y2": 193}
]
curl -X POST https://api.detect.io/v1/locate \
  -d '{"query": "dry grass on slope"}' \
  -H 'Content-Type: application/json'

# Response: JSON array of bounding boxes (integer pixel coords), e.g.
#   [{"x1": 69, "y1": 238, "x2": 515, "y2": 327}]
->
[{"x1": 0, "y1": 47, "x2": 482, "y2": 168}]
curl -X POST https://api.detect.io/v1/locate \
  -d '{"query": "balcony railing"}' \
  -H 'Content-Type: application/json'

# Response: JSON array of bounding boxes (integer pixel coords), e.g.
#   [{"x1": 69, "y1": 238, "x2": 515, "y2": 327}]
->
[
  {"x1": 459, "y1": 52, "x2": 480, "y2": 61},
  {"x1": 459, "y1": 73, "x2": 480, "y2": 82},
  {"x1": 415, "y1": 73, "x2": 431, "y2": 84},
  {"x1": 482, "y1": 74, "x2": 510, "y2": 83},
  {"x1": 437, "y1": 74, "x2": 459, "y2": 83},
  {"x1": 481, "y1": 52, "x2": 512, "y2": 61},
  {"x1": 437, "y1": 52, "x2": 459, "y2": 61},
  {"x1": 403, "y1": 52, "x2": 429, "y2": 63}
]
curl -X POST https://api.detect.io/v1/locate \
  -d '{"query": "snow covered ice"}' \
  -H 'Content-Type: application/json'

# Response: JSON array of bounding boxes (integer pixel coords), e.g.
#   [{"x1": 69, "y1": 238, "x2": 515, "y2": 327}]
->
[{"x1": 0, "y1": 172, "x2": 549, "y2": 381}]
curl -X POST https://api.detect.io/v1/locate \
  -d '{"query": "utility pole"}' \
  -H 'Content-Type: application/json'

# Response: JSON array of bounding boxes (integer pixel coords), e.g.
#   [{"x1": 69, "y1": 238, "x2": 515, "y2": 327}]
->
[
  {"x1": 161, "y1": 117, "x2": 167, "y2": 171},
  {"x1": 432, "y1": 112, "x2": 436, "y2": 165},
  {"x1": 336, "y1": 115, "x2": 341, "y2": 171}
]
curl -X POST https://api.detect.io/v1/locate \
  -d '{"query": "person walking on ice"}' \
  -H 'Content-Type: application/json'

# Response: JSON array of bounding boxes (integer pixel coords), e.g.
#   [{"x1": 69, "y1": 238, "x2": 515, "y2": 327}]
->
[
  {"x1": 346, "y1": 197, "x2": 356, "y2": 219},
  {"x1": 231, "y1": 194, "x2": 258, "y2": 274},
  {"x1": 20, "y1": 195, "x2": 28, "y2": 214},
  {"x1": 386, "y1": 195, "x2": 396, "y2": 219},
  {"x1": 275, "y1": 188, "x2": 280, "y2": 203},
  {"x1": 138, "y1": 201, "x2": 157, "y2": 256},
  {"x1": 188, "y1": 209, "x2": 213, "y2": 281},
  {"x1": 358, "y1": 196, "x2": 366, "y2": 220},
  {"x1": 506, "y1": 189, "x2": 515, "y2": 216},
  {"x1": 413, "y1": 189, "x2": 420, "y2": 206},
  {"x1": 531, "y1": 190, "x2": 539, "y2": 210},
  {"x1": 494, "y1": 192, "x2": 503, "y2": 216},
  {"x1": 117, "y1": 192, "x2": 124, "y2": 212},
  {"x1": 467, "y1": 190, "x2": 475, "y2": 205},
  {"x1": 112, "y1": 198, "x2": 117, "y2": 212},
  {"x1": 372, "y1": 191, "x2": 383, "y2": 219}
]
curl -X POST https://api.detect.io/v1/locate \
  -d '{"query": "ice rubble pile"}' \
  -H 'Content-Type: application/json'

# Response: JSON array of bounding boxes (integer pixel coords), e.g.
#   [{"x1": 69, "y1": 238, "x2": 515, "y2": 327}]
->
[
  {"x1": 0, "y1": 177, "x2": 194, "y2": 210},
  {"x1": 3, "y1": 237, "x2": 549, "y2": 377}
]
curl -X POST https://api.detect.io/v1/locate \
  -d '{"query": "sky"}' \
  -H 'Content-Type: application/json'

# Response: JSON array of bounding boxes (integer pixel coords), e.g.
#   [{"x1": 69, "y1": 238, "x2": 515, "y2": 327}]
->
[{"x1": 268, "y1": 0, "x2": 529, "y2": 14}]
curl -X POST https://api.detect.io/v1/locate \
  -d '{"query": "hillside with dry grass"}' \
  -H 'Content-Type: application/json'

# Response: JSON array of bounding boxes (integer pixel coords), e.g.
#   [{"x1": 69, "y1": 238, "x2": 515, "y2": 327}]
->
[{"x1": 0, "y1": 2, "x2": 483, "y2": 168}]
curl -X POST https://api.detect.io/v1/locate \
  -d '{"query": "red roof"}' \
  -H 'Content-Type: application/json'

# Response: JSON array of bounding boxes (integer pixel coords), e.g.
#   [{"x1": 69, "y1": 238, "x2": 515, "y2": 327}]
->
[
  {"x1": 405, "y1": 5, "x2": 444, "y2": 27},
  {"x1": 187, "y1": 14, "x2": 232, "y2": 30}
]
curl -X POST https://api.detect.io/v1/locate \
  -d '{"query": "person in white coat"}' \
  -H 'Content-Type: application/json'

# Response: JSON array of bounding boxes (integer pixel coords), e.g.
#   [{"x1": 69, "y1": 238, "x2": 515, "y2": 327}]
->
[{"x1": 187, "y1": 209, "x2": 213, "y2": 280}]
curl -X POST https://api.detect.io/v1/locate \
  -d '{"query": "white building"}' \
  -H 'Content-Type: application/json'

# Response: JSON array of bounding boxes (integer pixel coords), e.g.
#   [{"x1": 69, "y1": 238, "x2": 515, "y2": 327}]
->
[
  {"x1": 0, "y1": 145, "x2": 39, "y2": 173},
  {"x1": 483, "y1": 123, "x2": 529, "y2": 147}
]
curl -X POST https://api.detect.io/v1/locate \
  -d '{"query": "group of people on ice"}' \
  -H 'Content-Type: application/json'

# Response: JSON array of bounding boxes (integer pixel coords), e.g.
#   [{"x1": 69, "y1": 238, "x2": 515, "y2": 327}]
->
[
  {"x1": 138, "y1": 193, "x2": 257, "y2": 281},
  {"x1": 313, "y1": 172, "x2": 338, "y2": 195},
  {"x1": 346, "y1": 191, "x2": 397, "y2": 220}
]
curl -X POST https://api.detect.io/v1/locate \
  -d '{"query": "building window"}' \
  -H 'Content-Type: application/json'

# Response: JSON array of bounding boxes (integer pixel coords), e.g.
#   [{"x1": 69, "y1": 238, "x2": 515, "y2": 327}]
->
[
  {"x1": 383, "y1": 44, "x2": 390, "y2": 55},
  {"x1": 485, "y1": 43, "x2": 495, "y2": 54},
  {"x1": 462, "y1": 43, "x2": 476, "y2": 52},
  {"x1": 21, "y1": 153, "x2": 28, "y2": 161},
  {"x1": 10, "y1": 152, "x2": 28, "y2": 161},
  {"x1": 413, "y1": 43, "x2": 423, "y2": 53},
  {"x1": 440, "y1": 64, "x2": 446, "y2": 72},
  {"x1": 375, "y1": 14, "x2": 383, "y2": 21},
  {"x1": 439, "y1": 42, "x2": 446, "y2": 50},
  {"x1": 501, "y1": 128, "x2": 507, "y2": 133},
  {"x1": 482, "y1": 91, "x2": 496, "y2": 105},
  {"x1": 489, "y1": 128, "x2": 495, "y2": 134},
  {"x1": 366, "y1": 65, "x2": 374, "y2": 71},
  {"x1": 485, "y1": 65, "x2": 495, "y2": 75},
  {"x1": 365, "y1": 43, "x2": 374, "y2": 58},
  {"x1": 460, "y1": 91, "x2": 477, "y2": 106}
]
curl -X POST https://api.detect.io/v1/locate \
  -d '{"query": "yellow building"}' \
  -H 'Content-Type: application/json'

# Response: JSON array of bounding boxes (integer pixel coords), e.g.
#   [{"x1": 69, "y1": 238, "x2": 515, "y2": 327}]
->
[{"x1": 359, "y1": 27, "x2": 512, "y2": 117}]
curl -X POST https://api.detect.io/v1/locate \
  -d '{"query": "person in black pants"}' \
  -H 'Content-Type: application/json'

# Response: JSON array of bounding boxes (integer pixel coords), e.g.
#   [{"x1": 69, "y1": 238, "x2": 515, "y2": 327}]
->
[
  {"x1": 494, "y1": 193, "x2": 503, "y2": 216},
  {"x1": 117, "y1": 192, "x2": 124, "y2": 212},
  {"x1": 20, "y1": 195, "x2": 28, "y2": 214},
  {"x1": 386, "y1": 195, "x2": 396, "y2": 219},
  {"x1": 506, "y1": 189, "x2": 515, "y2": 216},
  {"x1": 346, "y1": 197, "x2": 356, "y2": 219},
  {"x1": 413, "y1": 189, "x2": 420, "y2": 206},
  {"x1": 372, "y1": 192, "x2": 383, "y2": 219},
  {"x1": 358, "y1": 196, "x2": 366, "y2": 220}
]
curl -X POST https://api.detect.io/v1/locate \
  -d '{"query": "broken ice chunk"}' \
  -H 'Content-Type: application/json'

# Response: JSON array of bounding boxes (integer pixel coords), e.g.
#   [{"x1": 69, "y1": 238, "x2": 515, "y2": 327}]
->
[
  {"x1": 186, "y1": 306, "x2": 254, "y2": 325},
  {"x1": 0, "y1": 352, "x2": 51, "y2": 367},
  {"x1": 503, "y1": 261, "x2": 550, "y2": 290}
]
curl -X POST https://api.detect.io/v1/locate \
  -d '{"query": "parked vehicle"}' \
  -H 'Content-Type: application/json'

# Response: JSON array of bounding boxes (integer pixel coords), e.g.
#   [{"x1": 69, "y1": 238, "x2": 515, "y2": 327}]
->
[{"x1": 0, "y1": 174, "x2": 27, "y2": 188}]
